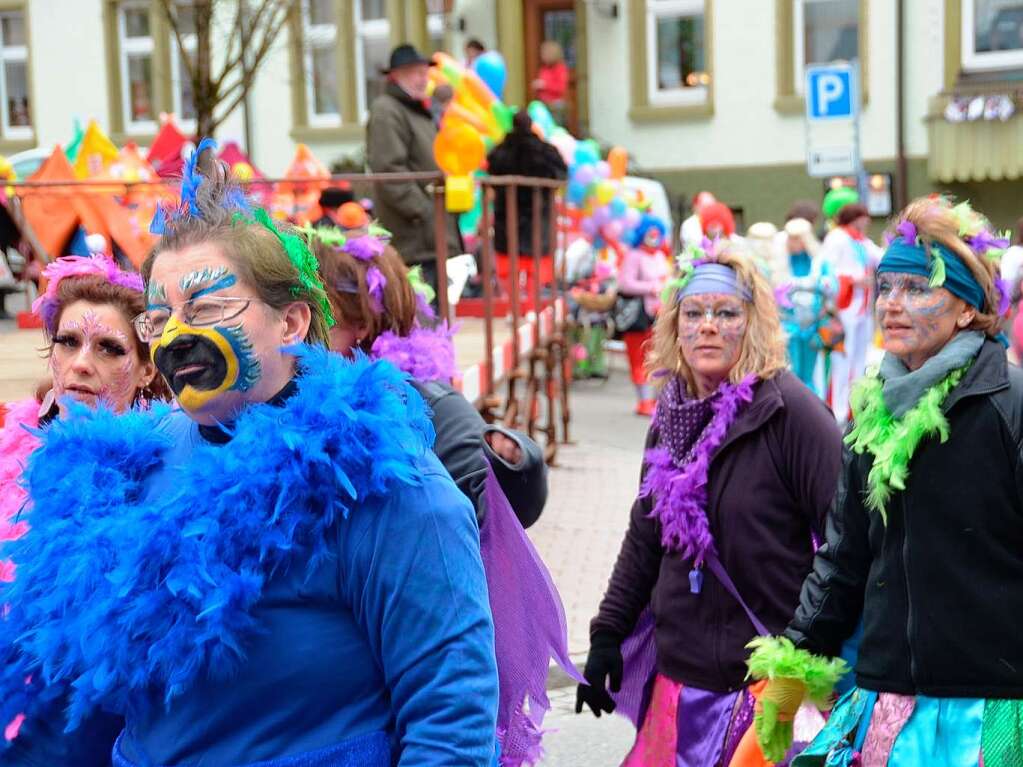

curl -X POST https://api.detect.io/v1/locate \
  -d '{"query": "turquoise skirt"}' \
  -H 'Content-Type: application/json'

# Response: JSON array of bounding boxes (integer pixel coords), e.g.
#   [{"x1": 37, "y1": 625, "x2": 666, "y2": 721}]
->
[{"x1": 793, "y1": 687, "x2": 1022, "y2": 767}]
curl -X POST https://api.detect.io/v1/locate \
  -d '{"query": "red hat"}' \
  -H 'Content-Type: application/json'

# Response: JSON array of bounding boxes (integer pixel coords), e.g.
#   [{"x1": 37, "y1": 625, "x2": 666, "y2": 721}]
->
[{"x1": 698, "y1": 202, "x2": 736, "y2": 237}]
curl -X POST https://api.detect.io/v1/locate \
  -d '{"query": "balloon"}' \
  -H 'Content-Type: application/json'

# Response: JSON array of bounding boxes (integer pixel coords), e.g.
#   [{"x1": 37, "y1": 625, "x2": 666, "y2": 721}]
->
[
  {"x1": 606, "y1": 220, "x2": 624, "y2": 239},
  {"x1": 574, "y1": 144, "x2": 599, "y2": 166},
  {"x1": 581, "y1": 219, "x2": 597, "y2": 238},
  {"x1": 232, "y1": 161, "x2": 254, "y2": 181},
  {"x1": 596, "y1": 161, "x2": 611, "y2": 179},
  {"x1": 608, "y1": 146, "x2": 628, "y2": 179},
  {"x1": 609, "y1": 197, "x2": 628, "y2": 219},
  {"x1": 527, "y1": 100, "x2": 556, "y2": 137},
  {"x1": 473, "y1": 51, "x2": 507, "y2": 99},
  {"x1": 434, "y1": 121, "x2": 486, "y2": 176},
  {"x1": 550, "y1": 133, "x2": 576, "y2": 165},
  {"x1": 623, "y1": 207, "x2": 642, "y2": 229},
  {"x1": 595, "y1": 181, "x2": 615, "y2": 206},
  {"x1": 573, "y1": 165, "x2": 596, "y2": 186},
  {"x1": 567, "y1": 181, "x2": 587, "y2": 206}
]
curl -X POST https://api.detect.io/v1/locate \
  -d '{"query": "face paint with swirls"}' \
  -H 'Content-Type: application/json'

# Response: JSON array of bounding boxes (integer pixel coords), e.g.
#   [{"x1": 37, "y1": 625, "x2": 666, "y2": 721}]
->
[
  {"x1": 50, "y1": 308, "x2": 142, "y2": 413},
  {"x1": 875, "y1": 273, "x2": 965, "y2": 370}
]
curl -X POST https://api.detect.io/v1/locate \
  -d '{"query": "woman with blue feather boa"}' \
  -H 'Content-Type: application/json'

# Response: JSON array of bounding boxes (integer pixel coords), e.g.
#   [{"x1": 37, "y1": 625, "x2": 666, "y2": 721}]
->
[{"x1": 0, "y1": 144, "x2": 499, "y2": 766}]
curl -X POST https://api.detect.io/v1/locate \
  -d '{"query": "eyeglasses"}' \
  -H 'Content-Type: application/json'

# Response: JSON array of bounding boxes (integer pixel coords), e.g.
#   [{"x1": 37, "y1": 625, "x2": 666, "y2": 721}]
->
[
  {"x1": 133, "y1": 296, "x2": 255, "y2": 342},
  {"x1": 679, "y1": 305, "x2": 746, "y2": 329}
]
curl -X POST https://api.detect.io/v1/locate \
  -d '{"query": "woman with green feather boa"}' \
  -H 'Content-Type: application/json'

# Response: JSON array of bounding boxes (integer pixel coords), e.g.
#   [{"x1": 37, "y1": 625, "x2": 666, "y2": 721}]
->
[{"x1": 747, "y1": 196, "x2": 1022, "y2": 767}]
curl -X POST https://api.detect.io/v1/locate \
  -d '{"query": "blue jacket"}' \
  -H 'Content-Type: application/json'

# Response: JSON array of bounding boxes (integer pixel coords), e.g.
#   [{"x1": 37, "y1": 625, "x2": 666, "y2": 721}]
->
[{"x1": 2, "y1": 349, "x2": 499, "y2": 766}]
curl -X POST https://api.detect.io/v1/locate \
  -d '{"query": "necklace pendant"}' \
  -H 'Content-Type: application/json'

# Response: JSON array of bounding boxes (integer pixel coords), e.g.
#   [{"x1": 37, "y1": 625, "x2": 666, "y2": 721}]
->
[{"x1": 689, "y1": 567, "x2": 704, "y2": 594}]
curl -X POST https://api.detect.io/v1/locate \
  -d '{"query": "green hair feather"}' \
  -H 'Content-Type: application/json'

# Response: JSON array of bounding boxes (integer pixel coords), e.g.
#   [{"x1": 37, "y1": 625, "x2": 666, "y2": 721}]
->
[
  {"x1": 845, "y1": 364, "x2": 968, "y2": 522},
  {"x1": 928, "y1": 247, "x2": 947, "y2": 288},
  {"x1": 237, "y1": 209, "x2": 336, "y2": 327},
  {"x1": 746, "y1": 636, "x2": 847, "y2": 706},
  {"x1": 408, "y1": 265, "x2": 436, "y2": 305}
]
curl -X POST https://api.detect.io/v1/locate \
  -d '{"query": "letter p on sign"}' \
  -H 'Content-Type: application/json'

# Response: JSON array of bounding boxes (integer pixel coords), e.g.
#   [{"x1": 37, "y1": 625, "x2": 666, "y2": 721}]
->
[{"x1": 806, "y1": 66, "x2": 855, "y2": 121}]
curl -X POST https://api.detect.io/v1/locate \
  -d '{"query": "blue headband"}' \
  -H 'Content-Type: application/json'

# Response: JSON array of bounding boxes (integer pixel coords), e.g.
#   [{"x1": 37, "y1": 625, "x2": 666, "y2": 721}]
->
[
  {"x1": 878, "y1": 238, "x2": 986, "y2": 310},
  {"x1": 680, "y1": 263, "x2": 752, "y2": 301}
]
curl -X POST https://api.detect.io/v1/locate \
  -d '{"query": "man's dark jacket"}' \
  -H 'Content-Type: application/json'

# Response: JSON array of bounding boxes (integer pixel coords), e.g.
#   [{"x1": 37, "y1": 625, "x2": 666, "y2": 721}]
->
[
  {"x1": 366, "y1": 83, "x2": 461, "y2": 266},
  {"x1": 785, "y1": 339, "x2": 1023, "y2": 699},
  {"x1": 591, "y1": 372, "x2": 843, "y2": 691}
]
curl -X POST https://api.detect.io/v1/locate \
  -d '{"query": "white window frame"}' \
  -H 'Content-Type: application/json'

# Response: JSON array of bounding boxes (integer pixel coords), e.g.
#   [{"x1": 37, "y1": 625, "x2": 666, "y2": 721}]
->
[
  {"x1": 961, "y1": 1, "x2": 1023, "y2": 72},
  {"x1": 0, "y1": 10, "x2": 31, "y2": 139},
  {"x1": 169, "y1": 3, "x2": 197, "y2": 133},
  {"x1": 354, "y1": 2, "x2": 390, "y2": 120},
  {"x1": 645, "y1": 0, "x2": 708, "y2": 107},
  {"x1": 118, "y1": 0, "x2": 158, "y2": 134},
  {"x1": 793, "y1": 0, "x2": 859, "y2": 96},
  {"x1": 427, "y1": 8, "x2": 444, "y2": 52},
  {"x1": 302, "y1": 0, "x2": 341, "y2": 127}
]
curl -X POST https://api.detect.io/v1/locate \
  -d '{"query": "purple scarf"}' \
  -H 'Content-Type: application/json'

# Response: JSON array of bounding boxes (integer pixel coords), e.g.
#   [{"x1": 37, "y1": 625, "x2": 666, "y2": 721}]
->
[{"x1": 640, "y1": 375, "x2": 758, "y2": 568}]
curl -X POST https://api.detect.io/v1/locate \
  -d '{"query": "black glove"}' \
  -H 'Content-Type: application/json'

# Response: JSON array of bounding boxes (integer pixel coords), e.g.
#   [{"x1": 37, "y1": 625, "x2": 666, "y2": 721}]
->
[{"x1": 575, "y1": 632, "x2": 624, "y2": 718}]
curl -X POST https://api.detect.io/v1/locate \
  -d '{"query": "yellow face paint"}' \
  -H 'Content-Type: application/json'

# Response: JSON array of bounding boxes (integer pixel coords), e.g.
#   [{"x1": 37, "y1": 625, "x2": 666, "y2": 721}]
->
[{"x1": 151, "y1": 316, "x2": 243, "y2": 412}]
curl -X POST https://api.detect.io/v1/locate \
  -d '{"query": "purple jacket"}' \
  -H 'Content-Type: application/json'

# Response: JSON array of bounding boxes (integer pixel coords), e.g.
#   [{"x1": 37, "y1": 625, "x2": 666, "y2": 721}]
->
[{"x1": 591, "y1": 371, "x2": 842, "y2": 692}]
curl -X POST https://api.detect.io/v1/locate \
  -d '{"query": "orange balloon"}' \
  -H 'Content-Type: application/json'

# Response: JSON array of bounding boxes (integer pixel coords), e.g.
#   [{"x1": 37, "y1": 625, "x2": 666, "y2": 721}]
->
[
  {"x1": 608, "y1": 146, "x2": 628, "y2": 179},
  {"x1": 434, "y1": 122, "x2": 486, "y2": 177}
]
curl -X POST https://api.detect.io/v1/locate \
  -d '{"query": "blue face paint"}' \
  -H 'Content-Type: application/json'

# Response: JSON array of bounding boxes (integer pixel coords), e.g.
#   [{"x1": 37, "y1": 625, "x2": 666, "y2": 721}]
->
[
  {"x1": 191, "y1": 273, "x2": 238, "y2": 300},
  {"x1": 147, "y1": 281, "x2": 169, "y2": 312},
  {"x1": 216, "y1": 322, "x2": 261, "y2": 391},
  {"x1": 180, "y1": 266, "x2": 231, "y2": 294}
]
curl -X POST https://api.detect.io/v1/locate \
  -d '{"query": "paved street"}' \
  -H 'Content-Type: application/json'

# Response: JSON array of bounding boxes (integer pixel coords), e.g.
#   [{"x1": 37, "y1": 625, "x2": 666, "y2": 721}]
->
[{"x1": 527, "y1": 349, "x2": 649, "y2": 765}]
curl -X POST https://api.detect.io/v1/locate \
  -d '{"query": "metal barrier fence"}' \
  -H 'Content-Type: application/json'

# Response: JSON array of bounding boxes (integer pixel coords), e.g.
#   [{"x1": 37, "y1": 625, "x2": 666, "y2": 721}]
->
[{"x1": 3, "y1": 170, "x2": 573, "y2": 463}]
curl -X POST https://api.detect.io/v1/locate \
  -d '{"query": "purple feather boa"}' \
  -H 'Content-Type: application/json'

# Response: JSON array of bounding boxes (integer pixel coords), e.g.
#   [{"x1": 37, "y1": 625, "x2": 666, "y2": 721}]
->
[
  {"x1": 640, "y1": 375, "x2": 757, "y2": 566},
  {"x1": 370, "y1": 323, "x2": 458, "y2": 382}
]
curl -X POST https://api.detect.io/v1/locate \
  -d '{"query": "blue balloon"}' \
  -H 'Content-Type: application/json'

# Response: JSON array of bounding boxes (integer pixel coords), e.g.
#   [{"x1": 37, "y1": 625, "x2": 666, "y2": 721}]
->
[
  {"x1": 567, "y1": 181, "x2": 587, "y2": 206},
  {"x1": 574, "y1": 144, "x2": 599, "y2": 166},
  {"x1": 473, "y1": 51, "x2": 507, "y2": 99},
  {"x1": 609, "y1": 198, "x2": 628, "y2": 219}
]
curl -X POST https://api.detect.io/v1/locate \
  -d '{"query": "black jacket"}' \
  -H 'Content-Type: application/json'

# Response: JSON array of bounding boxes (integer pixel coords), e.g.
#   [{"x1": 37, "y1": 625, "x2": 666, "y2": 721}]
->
[
  {"x1": 412, "y1": 380, "x2": 548, "y2": 528},
  {"x1": 592, "y1": 373, "x2": 843, "y2": 691},
  {"x1": 785, "y1": 339, "x2": 1023, "y2": 699},
  {"x1": 487, "y1": 131, "x2": 567, "y2": 256}
]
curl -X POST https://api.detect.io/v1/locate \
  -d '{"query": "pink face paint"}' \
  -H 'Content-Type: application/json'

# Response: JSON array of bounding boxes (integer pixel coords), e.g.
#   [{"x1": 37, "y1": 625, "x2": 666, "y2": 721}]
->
[{"x1": 50, "y1": 310, "x2": 142, "y2": 413}]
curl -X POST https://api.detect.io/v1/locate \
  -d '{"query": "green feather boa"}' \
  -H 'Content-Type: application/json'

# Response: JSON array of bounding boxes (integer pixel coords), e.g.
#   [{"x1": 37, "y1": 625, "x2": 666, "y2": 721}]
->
[{"x1": 845, "y1": 363, "x2": 969, "y2": 523}]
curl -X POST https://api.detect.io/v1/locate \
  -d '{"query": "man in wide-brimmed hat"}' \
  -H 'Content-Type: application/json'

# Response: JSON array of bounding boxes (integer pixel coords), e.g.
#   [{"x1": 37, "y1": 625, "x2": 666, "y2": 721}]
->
[{"x1": 367, "y1": 45, "x2": 461, "y2": 293}]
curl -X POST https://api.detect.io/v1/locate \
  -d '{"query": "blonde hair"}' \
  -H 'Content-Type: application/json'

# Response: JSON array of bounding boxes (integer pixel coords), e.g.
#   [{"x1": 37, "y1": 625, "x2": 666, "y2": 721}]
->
[
  {"x1": 540, "y1": 40, "x2": 564, "y2": 64},
  {"x1": 887, "y1": 197, "x2": 1001, "y2": 337},
  {"x1": 647, "y1": 244, "x2": 787, "y2": 393}
]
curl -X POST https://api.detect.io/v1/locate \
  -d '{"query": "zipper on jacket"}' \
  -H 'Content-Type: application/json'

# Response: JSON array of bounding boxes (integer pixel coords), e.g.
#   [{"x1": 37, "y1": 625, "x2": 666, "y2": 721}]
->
[{"x1": 901, "y1": 494, "x2": 919, "y2": 687}]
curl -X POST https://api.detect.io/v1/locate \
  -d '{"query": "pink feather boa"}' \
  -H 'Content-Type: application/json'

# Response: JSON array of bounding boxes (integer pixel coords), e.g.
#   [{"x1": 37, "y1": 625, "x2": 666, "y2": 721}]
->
[
  {"x1": 31, "y1": 256, "x2": 143, "y2": 332},
  {"x1": 0, "y1": 398, "x2": 39, "y2": 742}
]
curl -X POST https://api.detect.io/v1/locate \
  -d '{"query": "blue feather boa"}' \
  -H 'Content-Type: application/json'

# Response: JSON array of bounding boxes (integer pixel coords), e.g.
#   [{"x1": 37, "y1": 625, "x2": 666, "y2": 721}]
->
[{"x1": 0, "y1": 345, "x2": 434, "y2": 734}]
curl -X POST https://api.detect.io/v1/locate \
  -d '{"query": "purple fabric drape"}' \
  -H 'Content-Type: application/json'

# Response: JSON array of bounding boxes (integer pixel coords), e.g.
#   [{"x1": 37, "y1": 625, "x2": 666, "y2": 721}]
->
[
  {"x1": 480, "y1": 468, "x2": 583, "y2": 766},
  {"x1": 611, "y1": 606, "x2": 659, "y2": 728},
  {"x1": 676, "y1": 686, "x2": 742, "y2": 767}
]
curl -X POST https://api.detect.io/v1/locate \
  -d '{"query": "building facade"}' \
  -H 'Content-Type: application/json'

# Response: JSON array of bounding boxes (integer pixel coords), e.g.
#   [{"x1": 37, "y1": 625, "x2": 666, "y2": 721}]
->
[{"x1": 3, "y1": 1, "x2": 1022, "y2": 229}]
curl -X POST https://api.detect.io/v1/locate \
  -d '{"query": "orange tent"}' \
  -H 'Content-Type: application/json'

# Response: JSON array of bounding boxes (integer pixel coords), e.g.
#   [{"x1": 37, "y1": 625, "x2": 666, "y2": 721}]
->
[
  {"x1": 20, "y1": 147, "x2": 157, "y2": 267},
  {"x1": 273, "y1": 144, "x2": 330, "y2": 224}
]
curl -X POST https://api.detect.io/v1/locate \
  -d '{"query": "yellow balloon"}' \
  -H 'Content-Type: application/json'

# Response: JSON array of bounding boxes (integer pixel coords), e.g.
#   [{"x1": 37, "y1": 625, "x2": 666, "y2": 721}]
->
[
  {"x1": 596, "y1": 181, "x2": 615, "y2": 206},
  {"x1": 233, "y1": 162, "x2": 254, "y2": 181}
]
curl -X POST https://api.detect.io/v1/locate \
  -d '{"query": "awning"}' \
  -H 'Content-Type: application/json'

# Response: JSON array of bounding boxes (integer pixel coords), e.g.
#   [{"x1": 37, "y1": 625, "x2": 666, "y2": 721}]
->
[{"x1": 928, "y1": 97, "x2": 1023, "y2": 183}]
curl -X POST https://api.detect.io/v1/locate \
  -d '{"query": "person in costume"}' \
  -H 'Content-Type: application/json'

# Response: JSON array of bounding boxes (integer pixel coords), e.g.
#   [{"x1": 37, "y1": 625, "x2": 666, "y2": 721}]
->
[
  {"x1": 0, "y1": 253, "x2": 170, "y2": 765},
  {"x1": 312, "y1": 225, "x2": 582, "y2": 764},
  {"x1": 311, "y1": 225, "x2": 548, "y2": 528},
  {"x1": 821, "y1": 202, "x2": 882, "y2": 425},
  {"x1": 616, "y1": 214, "x2": 670, "y2": 416},
  {"x1": 747, "y1": 197, "x2": 1020, "y2": 767},
  {"x1": 0, "y1": 142, "x2": 499, "y2": 766},
  {"x1": 576, "y1": 239, "x2": 843, "y2": 766},
  {"x1": 775, "y1": 218, "x2": 839, "y2": 397}
]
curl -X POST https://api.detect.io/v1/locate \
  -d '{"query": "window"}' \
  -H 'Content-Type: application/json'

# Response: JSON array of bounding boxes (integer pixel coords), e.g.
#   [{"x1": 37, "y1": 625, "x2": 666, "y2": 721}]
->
[
  {"x1": 169, "y1": 2, "x2": 197, "y2": 127},
  {"x1": 962, "y1": 0, "x2": 1023, "y2": 71},
  {"x1": 0, "y1": 10, "x2": 30, "y2": 137},
  {"x1": 118, "y1": 1, "x2": 157, "y2": 132},
  {"x1": 355, "y1": 0, "x2": 390, "y2": 117},
  {"x1": 302, "y1": 0, "x2": 341, "y2": 126},
  {"x1": 794, "y1": 0, "x2": 859, "y2": 94},
  {"x1": 427, "y1": 0, "x2": 445, "y2": 53},
  {"x1": 645, "y1": 0, "x2": 709, "y2": 106}
]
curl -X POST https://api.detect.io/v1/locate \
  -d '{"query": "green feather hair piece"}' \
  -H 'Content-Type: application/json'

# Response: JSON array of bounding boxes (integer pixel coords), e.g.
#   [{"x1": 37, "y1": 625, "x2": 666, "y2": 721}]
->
[
  {"x1": 660, "y1": 243, "x2": 707, "y2": 303},
  {"x1": 845, "y1": 363, "x2": 969, "y2": 523},
  {"x1": 236, "y1": 209, "x2": 336, "y2": 327},
  {"x1": 408, "y1": 265, "x2": 436, "y2": 305},
  {"x1": 929, "y1": 246, "x2": 947, "y2": 288},
  {"x1": 746, "y1": 636, "x2": 847, "y2": 706}
]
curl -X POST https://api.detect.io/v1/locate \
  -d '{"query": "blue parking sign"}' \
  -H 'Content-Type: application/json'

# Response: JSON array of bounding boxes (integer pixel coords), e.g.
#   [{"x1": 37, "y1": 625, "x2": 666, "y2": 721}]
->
[{"x1": 806, "y1": 65, "x2": 856, "y2": 121}]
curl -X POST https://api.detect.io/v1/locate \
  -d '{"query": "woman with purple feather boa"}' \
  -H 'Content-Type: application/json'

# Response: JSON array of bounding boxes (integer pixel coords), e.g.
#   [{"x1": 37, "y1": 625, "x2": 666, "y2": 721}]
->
[{"x1": 576, "y1": 240, "x2": 844, "y2": 766}]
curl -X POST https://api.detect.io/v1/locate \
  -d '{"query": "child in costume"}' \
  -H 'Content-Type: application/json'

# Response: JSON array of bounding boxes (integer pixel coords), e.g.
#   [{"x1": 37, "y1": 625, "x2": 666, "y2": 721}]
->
[
  {"x1": 313, "y1": 225, "x2": 581, "y2": 765},
  {"x1": 576, "y1": 239, "x2": 844, "y2": 766},
  {"x1": 748, "y1": 198, "x2": 1022, "y2": 767},
  {"x1": 0, "y1": 254, "x2": 169, "y2": 765},
  {"x1": 616, "y1": 214, "x2": 671, "y2": 416},
  {"x1": 0, "y1": 141, "x2": 499, "y2": 766}
]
